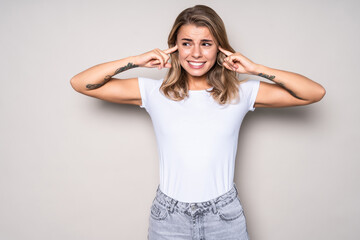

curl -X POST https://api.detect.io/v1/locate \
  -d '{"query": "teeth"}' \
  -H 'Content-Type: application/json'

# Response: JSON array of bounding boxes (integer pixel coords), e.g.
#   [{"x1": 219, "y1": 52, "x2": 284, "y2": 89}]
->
[{"x1": 189, "y1": 62, "x2": 205, "y2": 66}]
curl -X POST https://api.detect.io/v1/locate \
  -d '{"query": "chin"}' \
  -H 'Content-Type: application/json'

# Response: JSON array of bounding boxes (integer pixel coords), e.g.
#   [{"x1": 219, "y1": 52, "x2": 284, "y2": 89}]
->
[{"x1": 185, "y1": 70, "x2": 209, "y2": 79}]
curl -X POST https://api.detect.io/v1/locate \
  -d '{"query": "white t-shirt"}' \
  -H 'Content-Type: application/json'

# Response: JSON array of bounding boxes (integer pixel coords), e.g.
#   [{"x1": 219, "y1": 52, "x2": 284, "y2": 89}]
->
[{"x1": 138, "y1": 77, "x2": 260, "y2": 203}]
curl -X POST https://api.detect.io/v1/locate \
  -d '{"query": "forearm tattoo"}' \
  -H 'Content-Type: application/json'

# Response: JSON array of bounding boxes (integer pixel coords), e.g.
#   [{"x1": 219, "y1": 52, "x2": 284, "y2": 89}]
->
[
  {"x1": 86, "y1": 62, "x2": 139, "y2": 90},
  {"x1": 277, "y1": 82, "x2": 304, "y2": 100},
  {"x1": 258, "y1": 73, "x2": 275, "y2": 80}
]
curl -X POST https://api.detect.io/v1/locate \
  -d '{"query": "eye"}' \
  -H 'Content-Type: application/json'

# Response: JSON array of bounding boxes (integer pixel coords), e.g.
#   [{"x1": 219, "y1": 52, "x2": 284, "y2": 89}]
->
[
  {"x1": 202, "y1": 42, "x2": 212, "y2": 47},
  {"x1": 182, "y1": 42, "x2": 190, "y2": 46}
]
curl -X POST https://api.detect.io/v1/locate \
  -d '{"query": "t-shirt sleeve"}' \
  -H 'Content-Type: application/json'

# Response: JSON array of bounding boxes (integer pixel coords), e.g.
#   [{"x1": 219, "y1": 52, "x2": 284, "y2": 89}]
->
[
  {"x1": 240, "y1": 80, "x2": 260, "y2": 111},
  {"x1": 138, "y1": 77, "x2": 160, "y2": 110}
]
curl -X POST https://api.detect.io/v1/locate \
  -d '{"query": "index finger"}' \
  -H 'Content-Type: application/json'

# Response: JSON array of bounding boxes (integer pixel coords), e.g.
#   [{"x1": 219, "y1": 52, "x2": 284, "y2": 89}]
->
[
  {"x1": 218, "y1": 46, "x2": 233, "y2": 56},
  {"x1": 163, "y1": 45, "x2": 178, "y2": 54}
]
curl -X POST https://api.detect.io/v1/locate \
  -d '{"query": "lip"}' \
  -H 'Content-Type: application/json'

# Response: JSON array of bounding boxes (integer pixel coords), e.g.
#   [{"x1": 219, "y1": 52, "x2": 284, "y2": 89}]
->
[
  {"x1": 188, "y1": 61, "x2": 206, "y2": 63},
  {"x1": 187, "y1": 61, "x2": 206, "y2": 69}
]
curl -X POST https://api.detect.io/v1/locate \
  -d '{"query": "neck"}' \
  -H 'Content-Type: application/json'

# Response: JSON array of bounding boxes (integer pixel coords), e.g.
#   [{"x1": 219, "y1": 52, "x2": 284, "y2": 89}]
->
[{"x1": 186, "y1": 74, "x2": 211, "y2": 90}]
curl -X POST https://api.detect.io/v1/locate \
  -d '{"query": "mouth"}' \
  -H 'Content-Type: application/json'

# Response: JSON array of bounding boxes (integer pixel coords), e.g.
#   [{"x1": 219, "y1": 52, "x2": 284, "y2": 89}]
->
[{"x1": 187, "y1": 61, "x2": 206, "y2": 69}]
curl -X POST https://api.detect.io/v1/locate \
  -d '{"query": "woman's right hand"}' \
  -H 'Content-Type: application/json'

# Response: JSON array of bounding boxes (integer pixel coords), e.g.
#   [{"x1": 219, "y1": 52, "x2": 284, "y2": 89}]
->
[{"x1": 134, "y1": 45, "x2": 178, "y2": 69}]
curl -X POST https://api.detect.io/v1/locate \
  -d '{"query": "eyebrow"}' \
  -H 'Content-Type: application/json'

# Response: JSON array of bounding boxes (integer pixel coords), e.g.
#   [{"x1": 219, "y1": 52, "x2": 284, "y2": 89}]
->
[{"x1": 181, "y1": 38, "x2": 213, "y2": 42}]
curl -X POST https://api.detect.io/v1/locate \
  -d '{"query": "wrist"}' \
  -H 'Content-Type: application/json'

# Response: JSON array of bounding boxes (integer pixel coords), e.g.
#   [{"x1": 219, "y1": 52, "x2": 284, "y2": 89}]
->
[
  {"x1": 129, "y1": 55, "x2": 140, "y2": 67},
  {"x1": 252, "y1": 64, "x2": 276, "y2": 81},
  {"x1": 251, "y1": 64, "x2": 265, "y2": 75}
]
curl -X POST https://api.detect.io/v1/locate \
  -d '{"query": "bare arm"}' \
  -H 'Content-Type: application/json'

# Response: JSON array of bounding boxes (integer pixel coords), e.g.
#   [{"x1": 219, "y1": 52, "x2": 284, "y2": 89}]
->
[
  {"x1": 70, "y1": 56, "x2": 142, "y2": 105},
  {"x1": 70, "y1": 56, "x2": 138, "y2": 93},
  {"x1": 70, "y1": 45, "x2": 178, "y2": 105},
  {"x1": 219, "y1": 46, "x2": 326, "y2": 108},
  {"x1": 253, "y1": 65, "x2": 326, "y2": 108}
]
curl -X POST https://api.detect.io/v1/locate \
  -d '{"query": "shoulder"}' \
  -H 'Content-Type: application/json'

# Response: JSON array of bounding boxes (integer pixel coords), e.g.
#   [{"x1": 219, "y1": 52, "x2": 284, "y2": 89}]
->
[
  {"x1": 138, "y1": 76, "x2": 163, "y2": 87},
  {"x1": 138, "y1": 77, "x2": 163, "y2": 92},
  {"x1": 138, "y1": 77, "x2": 164, "y2": 109},
  {"x1": 238, "y1": 79, "x2": 260, "y2": 95}
]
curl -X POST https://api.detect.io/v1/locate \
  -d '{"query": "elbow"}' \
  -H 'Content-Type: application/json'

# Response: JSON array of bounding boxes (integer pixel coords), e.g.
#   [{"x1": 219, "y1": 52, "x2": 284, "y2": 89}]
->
[
  {"x1": 316, "y1": 85, "x2": 326, "y2": 102},
  {"x1": 320, "y1": 86, "x2": 326, "y2": 99},
  {"x1": 70, "y1": 77, "x2": 83, "y2": 93},
  {"x1": 311, "y1": 86, "x2": 326, "y2": 103}
]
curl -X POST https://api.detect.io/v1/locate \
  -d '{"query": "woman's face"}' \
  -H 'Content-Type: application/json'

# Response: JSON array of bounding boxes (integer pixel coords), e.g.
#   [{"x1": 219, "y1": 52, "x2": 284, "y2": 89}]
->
[{"x1": 176, "y1": 24, "x2": 218, "y2": 81}]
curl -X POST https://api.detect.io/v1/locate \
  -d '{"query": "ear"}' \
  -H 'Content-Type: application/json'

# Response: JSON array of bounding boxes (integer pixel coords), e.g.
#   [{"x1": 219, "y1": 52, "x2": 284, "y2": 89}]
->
[{"x1": 216, "y1": 51, "x2": 224, "y2": 66}]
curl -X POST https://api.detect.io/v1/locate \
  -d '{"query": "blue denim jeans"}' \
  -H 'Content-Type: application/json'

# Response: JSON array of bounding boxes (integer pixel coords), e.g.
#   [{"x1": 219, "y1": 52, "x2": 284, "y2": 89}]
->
[{"x1": 148, "y1": 182, "x2": 249, "y2": 240}]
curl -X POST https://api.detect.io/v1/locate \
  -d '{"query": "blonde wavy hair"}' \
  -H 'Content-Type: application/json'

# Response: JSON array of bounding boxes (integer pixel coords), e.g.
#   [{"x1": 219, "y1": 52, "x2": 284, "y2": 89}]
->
[{"x1": 160, "y1": 5, "x2": 242, "y2": 105}]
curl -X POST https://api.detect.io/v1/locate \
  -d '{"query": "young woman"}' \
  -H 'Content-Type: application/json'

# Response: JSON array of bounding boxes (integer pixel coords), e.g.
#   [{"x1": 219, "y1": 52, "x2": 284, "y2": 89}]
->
[{"x1": 70, "y1": 5, "x2": 325, "y2": 240}]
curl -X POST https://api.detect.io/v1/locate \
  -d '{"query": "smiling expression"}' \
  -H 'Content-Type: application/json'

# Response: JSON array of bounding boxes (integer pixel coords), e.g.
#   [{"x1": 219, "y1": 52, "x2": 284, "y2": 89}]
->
[{"x1": 176, "y1": 24, "x2": 218, "y2": 83}]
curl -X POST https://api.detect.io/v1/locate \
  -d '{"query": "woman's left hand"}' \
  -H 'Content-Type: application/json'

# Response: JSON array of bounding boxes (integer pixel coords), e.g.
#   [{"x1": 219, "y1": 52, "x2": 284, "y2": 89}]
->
[{"x1": 219, "y1": 46, "x2": 259, "y2": 75}]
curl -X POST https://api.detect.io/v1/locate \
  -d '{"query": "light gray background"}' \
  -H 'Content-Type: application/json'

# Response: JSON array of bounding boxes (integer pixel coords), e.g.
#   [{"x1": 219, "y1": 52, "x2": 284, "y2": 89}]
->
[{"x1": 0, "y1": 0, "x2": 359, "y2": 239}]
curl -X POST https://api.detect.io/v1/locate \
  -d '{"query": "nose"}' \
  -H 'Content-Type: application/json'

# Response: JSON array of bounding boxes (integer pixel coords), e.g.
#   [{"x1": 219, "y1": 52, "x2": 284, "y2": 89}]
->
[{"x1": 191, "y1": 45, "x2": 202, "y2": 58}]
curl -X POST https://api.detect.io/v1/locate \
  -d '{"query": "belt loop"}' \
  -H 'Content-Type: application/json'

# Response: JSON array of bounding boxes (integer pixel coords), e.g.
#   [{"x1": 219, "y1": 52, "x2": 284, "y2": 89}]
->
[
  {"x1": 210, "y1": 200, "x2": 218, "y2": 214},
  {"x1": 169, "y1": 200, "x2": 177, "y2": 213},
  {"x1": 233, "y1": 182, "x2": 238, "y2": 195}
]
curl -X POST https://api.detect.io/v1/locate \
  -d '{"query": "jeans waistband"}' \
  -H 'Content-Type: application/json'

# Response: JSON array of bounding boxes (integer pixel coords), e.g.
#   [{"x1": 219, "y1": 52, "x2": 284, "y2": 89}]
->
[{"x1": 153, "y1": 182, "x2": 239, "y2": 215}]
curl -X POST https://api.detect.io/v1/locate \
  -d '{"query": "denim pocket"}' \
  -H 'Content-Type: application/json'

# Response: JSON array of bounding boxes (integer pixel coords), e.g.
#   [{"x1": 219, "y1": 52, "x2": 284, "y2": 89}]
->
[
  {"x1": 218, "y1": 198, "x2": 244, "y2": 221},
  {"x1": 150, "y1": 201, "x2": 169, "y2": 221}
]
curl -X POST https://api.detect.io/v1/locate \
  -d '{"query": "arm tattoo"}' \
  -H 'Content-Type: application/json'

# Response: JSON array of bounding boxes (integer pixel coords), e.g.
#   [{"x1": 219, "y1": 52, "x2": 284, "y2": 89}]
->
[
  {"x1": 86, "y1": 74, "x2": 112, "y2": 90},
  {"x1": 277, "y1": 82, "x2": 305, "y2": 100},
  {"x1": 114, "y1": 62, "x2": 138, "y2": 75},
  {"x1": 86, "y1": 62, "x2": 139, "y2": 90},
  {"x1": 258, "y1": 73, "x2": 275, "y2": 80},
  {"x1": 258, "y1": 72, "x2": 304, "y2": 100}
]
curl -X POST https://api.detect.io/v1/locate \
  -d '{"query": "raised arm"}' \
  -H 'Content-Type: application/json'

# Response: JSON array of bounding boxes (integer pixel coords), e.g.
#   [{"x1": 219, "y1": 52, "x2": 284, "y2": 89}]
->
[
  {"x1": 70, "y1": 45, "x2": 178, "y2": 105},
  {"x1": 252, "y1": 65, "x2": 326, "y2": 107},
  {"x1": 70, "y1": 56, "x2": 141, "y2": 105},
  {"x1": 218, "y1": 46, "x2": 326, "y2": 108}
]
